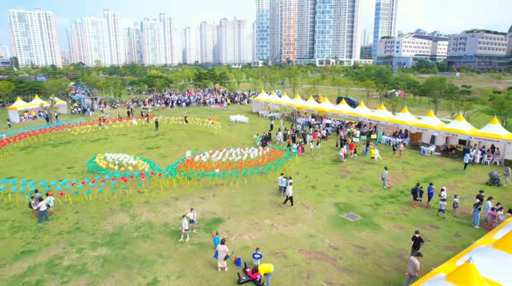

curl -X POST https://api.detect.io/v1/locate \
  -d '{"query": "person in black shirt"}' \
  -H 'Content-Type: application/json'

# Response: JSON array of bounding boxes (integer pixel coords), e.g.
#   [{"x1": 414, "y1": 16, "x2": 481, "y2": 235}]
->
[
  {"x1": 155, "y1": 119, "x2": 159, "y2": 131},
  {"x1": 411, "y1": 230, "x2": 424, "y2": 256},
  {"x1": 476, "y1": 190, "x2": 485, "y2": 204}
]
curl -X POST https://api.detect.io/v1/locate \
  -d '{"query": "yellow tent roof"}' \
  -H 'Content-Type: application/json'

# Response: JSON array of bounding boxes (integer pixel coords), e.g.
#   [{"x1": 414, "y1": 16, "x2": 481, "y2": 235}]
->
[
  {"x1": 441, "y1": 112, "x2": 478, "y2": 136},
  {"x1": 445, "y1": 261, "x2": 496, "y2": 286},
  {"x1": 7, "y1": 97, "x2": 30, "y2": 110},
  {"x1": 473, "y1": 117, "x2": 511, "y2": 141},
  {"x1": 493, "y1": 231, "x2": 512, "y2": 255},
  {"x1": 372, "y1": 104, "x2": 393, "y2": 120},
  {"x1": 388, "y1": 106, "x2": 419, "y2": 125},
  {"x1": 412, "y1": 110, "x2": 445, "y2": 131}
]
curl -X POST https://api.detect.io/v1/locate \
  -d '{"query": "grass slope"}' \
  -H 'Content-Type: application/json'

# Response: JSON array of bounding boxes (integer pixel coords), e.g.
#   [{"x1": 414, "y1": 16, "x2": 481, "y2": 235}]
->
[{"x1": 0, "y1": 105, "x2": 509, "y2": 286}]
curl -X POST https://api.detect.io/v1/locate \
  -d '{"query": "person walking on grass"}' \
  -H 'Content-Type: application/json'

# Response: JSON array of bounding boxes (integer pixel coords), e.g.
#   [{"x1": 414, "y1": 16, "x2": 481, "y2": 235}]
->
[
  {"x1": 399, "y1": 142, "x2": 405, "y2": 159},
  {"x1": 29, "y1": 196, "x2": 38, "y2": 218},
  {"x1": 36, "y1": 197, "x2": 49, "y2": 224},
  {"x1": 463, "y1": 152, "x2": 470, "y2": 171},
  {"x1": 437, "y1": 198, "x2": 447, "y2": 219},
  {"x1": 278, "y1": 173, "x2": 285, "y2": 196},
  {"x1": 382, "y1": 167, "x2": 388, "y2": 189},
  {"x1": 504, "y1": 166, "x2": 511, "y2": 186},
  {"x1": 155, "y1": 118, "x2": 159, "y2": 131},
  {"x1": 410, "y1": 230, "x2": 424, "y2": 256},
  {"x1": 426, "y1": 183, "x2": 435, "y2": 208},
  {"x1": 216, "y1": 238, "x2": 229, "y2": 272},
  {"x1": 179, "y1": 214, "x2": 189, "y2": 242},
  {"x1": 404, "y1": 252, "x2": 423, "y2": 286},
  {"x1": 188, "y1": 208, "x2": 197, "y2": 233},
  {"x1": 283, "y1": 182, "x2": 294, "y2": 207}
]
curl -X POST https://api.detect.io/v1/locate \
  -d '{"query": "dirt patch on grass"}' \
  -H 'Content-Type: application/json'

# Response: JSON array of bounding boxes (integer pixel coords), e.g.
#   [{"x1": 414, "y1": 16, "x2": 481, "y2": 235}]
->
[
  {"x1": 454, "y1": 232, "x2": 462, "y2": 238},
  {"x1": 443, "y1": 245, "x2": 458, "y2": 252},
  {"x1": 392, "y1": 224, "x2": 406, "y2": 231},
  {"x1": 298, "y1": 249, "x2": 337, "y2": 264},
  {"x1": 273, "y1": 252, "x2": 287, "y2": 259},
  {"x1": 416, "y1": 224, "x2": 441, "y2": 231},
  {"x1": 4, "y1": 246, "x2": 61, "y2": 276},
  {"x1": 102, "y1": 210, "x2": 130, "y2": 230},
  {"x1": 358, "y1": 188, "x2": 374, "y2": 194},
  {"x1": 340, "y1": 169, "x2": 350, "y2": 178}
]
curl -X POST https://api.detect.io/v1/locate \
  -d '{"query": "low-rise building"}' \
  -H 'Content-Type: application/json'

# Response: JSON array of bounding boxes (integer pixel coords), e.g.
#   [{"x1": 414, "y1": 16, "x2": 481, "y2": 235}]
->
[
  {"x1": 376, "y1": 33, "x2": 449, "y2": 70},
  {"x1": 447, "y1": 27, "x2": 512, "y2": 71}
]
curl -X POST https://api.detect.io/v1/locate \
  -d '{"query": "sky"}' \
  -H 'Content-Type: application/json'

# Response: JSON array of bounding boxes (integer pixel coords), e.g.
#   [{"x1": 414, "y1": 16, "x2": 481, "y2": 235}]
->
[{"x1": 1, "y1": 0, "x2": 512, "y2": 53}]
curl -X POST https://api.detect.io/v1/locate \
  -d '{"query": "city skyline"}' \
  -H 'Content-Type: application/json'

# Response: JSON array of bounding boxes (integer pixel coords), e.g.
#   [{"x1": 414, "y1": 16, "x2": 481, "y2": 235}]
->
[{"x1": 2, "y1": 0, "x2": 512, "y2": 55}]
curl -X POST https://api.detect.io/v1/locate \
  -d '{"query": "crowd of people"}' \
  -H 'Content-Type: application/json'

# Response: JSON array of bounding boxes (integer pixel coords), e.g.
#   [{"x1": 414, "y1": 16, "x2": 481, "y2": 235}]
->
[{"x1": 126, "y1": 89, "x2": 255, "y2": 110}]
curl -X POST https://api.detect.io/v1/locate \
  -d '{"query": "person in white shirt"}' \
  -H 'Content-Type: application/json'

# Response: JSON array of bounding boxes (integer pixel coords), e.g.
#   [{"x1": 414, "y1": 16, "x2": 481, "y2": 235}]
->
[
  {"x1": 278, "y1": 173, "x2": 285, "y2": 195},
  {"x1": 187, "y1": 208, "x2": 197, "y2": 233},
  {"x1": 45, "y1": 193, "x2": 55, "y2": 216},
  {"x1": 179, "y1": 215, "x2": 189, "y2": 242},
  {"x1": 36, "y1": 197, "x2": 50, "y2": 224},
  {"x1": 282, "y1": 182, "x2": 294, "y2": 207},
  {"x1": 484, "y1": 197, "x2": 494, "y2": 223}
]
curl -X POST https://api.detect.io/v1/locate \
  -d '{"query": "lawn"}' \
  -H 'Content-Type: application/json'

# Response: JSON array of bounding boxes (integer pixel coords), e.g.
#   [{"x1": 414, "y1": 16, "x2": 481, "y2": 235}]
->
[{"x1": 0, "y1": 104, "x2": 509, "y2": 286}]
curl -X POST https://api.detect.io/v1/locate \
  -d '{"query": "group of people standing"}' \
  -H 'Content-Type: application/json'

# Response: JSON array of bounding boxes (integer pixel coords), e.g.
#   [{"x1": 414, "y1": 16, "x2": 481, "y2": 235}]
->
[
  {"x1": 28, "y1": 189, "x2": 55, "y2": 224},
  {"x1": 278, "y1": 173, "x2": 294, "y2": 208},
  {"x1": 472, "y1": 190, "x2": 512, "y2": 229}
]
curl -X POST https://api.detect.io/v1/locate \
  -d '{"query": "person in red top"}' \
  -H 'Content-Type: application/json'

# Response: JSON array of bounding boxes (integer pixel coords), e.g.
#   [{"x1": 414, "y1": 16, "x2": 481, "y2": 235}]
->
[
  {"x1": 349, "y1": 141, "x2": 355, "y2": 157},
  {"x1": 312, "y1": 130, "x2": 318, "y2": 141}
]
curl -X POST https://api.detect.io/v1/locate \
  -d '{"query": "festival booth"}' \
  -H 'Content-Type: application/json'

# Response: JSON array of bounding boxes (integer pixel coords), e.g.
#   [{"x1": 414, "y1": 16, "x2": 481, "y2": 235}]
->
[
  {"x1": 252, "y1": 90, "x2": 269, "y2": 112},
  {"x1": 414, "y1": 217, "x2": 512, "y2": 286},
  {"x1": 412, "y1": 110, "x2": 446, "y2": 144},
  {"x1": 439, "y1": 113, "x2": 478, "y2": 152},
  {"x1": 292, "y1": 94, "x2": 307, "y2": 110},
  {"x1": 48, "y1": 96, "x2": 69, "y2": 114},
  {"x1": 469, "y1": 117, "x2": 512, "y2": 165},
  {"x1": 7, "y1": 97, "x2": 30, "y2": 123},
  {"x1": 381, "y1": 107, "x2": 418, "y2": 146}
]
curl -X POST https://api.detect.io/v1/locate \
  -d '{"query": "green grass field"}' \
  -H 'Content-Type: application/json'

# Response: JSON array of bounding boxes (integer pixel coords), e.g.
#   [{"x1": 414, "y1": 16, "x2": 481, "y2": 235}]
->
[{"x1": 0, "y1": 104, "x2": 510, "y2": 286}]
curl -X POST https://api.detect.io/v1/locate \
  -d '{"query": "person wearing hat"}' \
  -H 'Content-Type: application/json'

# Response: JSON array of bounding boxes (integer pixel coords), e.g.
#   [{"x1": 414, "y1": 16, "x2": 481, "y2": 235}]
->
[{"x1": 404, "y1": 252, "x2": 423, "y2": 286}]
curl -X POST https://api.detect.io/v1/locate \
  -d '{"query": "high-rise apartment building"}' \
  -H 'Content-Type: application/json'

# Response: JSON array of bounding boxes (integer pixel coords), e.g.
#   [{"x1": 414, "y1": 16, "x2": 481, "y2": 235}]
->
[
  {"x1": 68, "y1": 16, "x2": 110, "y2": 66},
  {"x1": 125, "y1": 23, "x2": 143, "y2": 65},
  {"x1": 200, "y1": 21, "x2": 218, "y2": 64},
  {"x1": 141, "y1": 18, "x2": 165, "y2": 66},
  {"x1": 372, "y1": 0, "x2": 398, "y2": 58},
  {"x1": 9, "y1": 8, "x2": 61, "y2": 67},
  {"x1": 297, "y1": 0, "x2": 316, "y2": 59},
  {"x1": 217, "y1": 18, "x2": 252, "y2": 65},
  {"x1": 104, "y1": 9, "x2": 125, "y2": 65},
  {"x1": 160, "y1": 14, "x2": 178, "y2": 66},
  {"x1": 183, "y1": 26, "x2": 200, "y2": 64},
  {"x1": 255, "y1": 0, "x2": 271, "y2": 61}
]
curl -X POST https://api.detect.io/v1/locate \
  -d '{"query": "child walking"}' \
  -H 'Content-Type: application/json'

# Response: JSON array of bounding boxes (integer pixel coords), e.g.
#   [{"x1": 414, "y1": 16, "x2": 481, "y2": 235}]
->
[
  {"x1": 188, "y1": 208, "x2": 197, "y2": 233},
  {"x1": 283, "y1": 182, "x2": 294, "y2": 207},
  {"x1": 437, "y1": 198, "x2": 447, "y2": 219},
  {"x1": 453, "y1": 195, "x2": 459, "y2": 214},
  {"x1": 179, "y1": 215, "x2": 190, "y2": 242}
]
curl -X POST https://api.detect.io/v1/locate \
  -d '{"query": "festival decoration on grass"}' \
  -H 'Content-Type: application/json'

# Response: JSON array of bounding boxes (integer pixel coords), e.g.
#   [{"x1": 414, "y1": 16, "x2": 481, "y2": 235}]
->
[{"x1": 0, "y1": 116, "x2": 220, "y2": 158}]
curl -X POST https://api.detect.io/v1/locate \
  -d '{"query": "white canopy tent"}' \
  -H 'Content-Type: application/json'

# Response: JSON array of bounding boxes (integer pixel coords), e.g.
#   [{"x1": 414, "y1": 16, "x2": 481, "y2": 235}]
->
[
  {"x1": 48, "y1": 96, "x2": 68, "y2": 114},
  {"x1": 7, "y1": 97, "x2": 30, "y2": 123}
]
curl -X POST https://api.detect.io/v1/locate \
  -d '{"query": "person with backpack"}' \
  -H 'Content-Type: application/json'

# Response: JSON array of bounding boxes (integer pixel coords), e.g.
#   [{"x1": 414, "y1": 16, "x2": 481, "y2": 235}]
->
[{"x1": 411, "y1": 183, "x2": 420, "y2": 207}]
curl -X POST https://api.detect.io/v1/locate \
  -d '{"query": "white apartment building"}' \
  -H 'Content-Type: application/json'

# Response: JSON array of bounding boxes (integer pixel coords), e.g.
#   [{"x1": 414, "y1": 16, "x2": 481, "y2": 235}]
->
[
  {"x1": 104, "y1": 9, "x2": 125, "y2": 65},
  {"x1": 160, "y1": 14, "x2": 178, "y2": 65},
  {"x1": 9, "y1": 8, "x2": 61, "y2": 67},
  {"x1": 141, "y1": 18, "x2": 165, "y2": 66},
  {"x1": 297, "y1": 0, "x2": 316, "y2": 59},
  {"x1": 68, "y1": 17, "x2": 111, "y2": 66},
  {"x1": 507, "y1": 26, "x2": 512, "y2": 57},
  {"x1": 448, "y1": 30, "x2": 509, "y2": 57},
  {"x1": 0, "y1": 45, "x2": 10, "y2": 59},
  {"x1": 125, "y1": 23, "x2": 143, "y2": 65},
  {"x1": 372, "y1": 0, "x2": 398, "y2": 58},
  {"x1": 200, "y1": 21, "x2": 218, "y2": 64},
  {"x1": 183, "y1": 26, "x2": 200, "y2": 65},
  {"x1": 217, "y1": 18, "x2": 251, "y2": 65},
  {"x1": 334, "y1": 0, "x2": 360, "y2": 60}
]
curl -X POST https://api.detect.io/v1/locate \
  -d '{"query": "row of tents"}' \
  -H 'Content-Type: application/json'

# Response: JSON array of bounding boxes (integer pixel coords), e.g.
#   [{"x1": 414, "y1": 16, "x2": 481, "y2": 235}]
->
[
  {"x1": 7, "y1": 96, "x2": 68, "y2": 123},
  {"x1": 252, "y1": 91, "x2": 512, "y2": 160}
]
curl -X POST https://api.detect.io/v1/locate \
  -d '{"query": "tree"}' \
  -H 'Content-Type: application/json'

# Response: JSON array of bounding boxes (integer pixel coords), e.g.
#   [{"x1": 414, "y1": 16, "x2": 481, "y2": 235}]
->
[
  {"x1": 421, "y1": 77, "x2": 458, "y2": 115},
  {"x1": 286, "y1": 66, "x2": 300, "y2": 95},
  {"x1": 489, "y1": 90, "x2": 512, "y2": 127},
  {"x1": 43, "y1": 78, "x2": 70, "y2": 98},
  {"x1": 230, "y1": 69, "x2": 245, "y2": 90},
  {"x1": 0, "y1": 81, "x2": 15, "y2": 103},
  {"x1": 362, "y1": 80, "x2": 376, "y2": 105}
]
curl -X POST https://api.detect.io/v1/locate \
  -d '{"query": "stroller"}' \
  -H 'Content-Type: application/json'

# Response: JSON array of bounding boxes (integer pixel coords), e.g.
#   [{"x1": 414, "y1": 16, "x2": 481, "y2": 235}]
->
[{"x1": 486, "y1": 171, "x2": 502, "y2": 187}]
